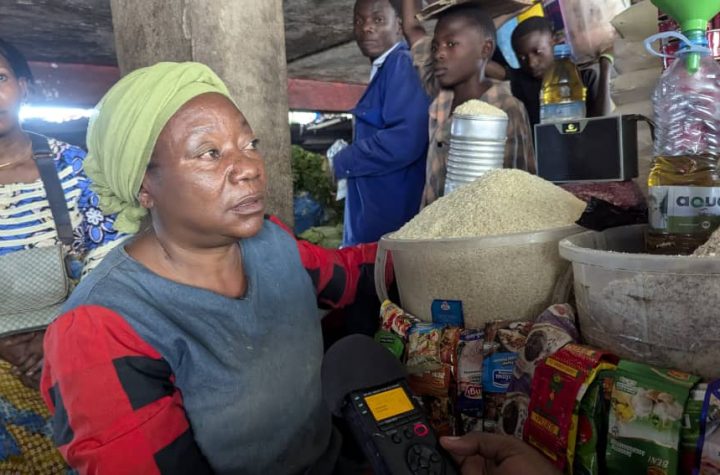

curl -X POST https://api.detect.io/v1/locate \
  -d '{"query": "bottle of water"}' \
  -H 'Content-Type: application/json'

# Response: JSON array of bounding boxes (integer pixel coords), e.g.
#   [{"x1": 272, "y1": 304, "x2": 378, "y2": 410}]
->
[
  {"x1": 539, "y1": 44, "x2": 587, "y2": 124},
  {"x1": 647, "y1": 31, "x2": 720, "y2": 254}
]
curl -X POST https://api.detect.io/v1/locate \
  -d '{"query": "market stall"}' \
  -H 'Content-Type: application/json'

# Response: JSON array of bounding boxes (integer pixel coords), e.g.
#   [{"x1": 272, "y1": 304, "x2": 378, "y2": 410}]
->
[{"x1": 367, "y1": 1, "x2": 720, "y2": 474}]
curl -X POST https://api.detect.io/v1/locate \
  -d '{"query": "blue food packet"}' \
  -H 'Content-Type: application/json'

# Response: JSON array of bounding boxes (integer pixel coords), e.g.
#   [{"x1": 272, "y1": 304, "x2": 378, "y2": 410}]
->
[
  {"x1": 482, "y1": 352, "x2": 518, "y2": 394},
  {"x1": 431, "y1": 299, "x2": 464, "y2": 327}
]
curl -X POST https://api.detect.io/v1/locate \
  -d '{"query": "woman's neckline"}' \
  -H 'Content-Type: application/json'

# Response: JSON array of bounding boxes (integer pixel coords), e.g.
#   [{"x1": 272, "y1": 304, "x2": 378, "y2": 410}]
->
[{"x1": 118, "y1": 240, "x2": 253, "y2": 302}]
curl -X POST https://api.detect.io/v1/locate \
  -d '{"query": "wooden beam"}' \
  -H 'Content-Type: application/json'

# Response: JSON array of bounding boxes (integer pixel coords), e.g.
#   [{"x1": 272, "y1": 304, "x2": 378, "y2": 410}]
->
[
  {"x1": 28, "y1": 62, "x2": 365, "y2": 112},
  {"x1": 287, "y1": 78, "x2": 365, "y2": 112},
  {"x1": 29, "y1": 62, "x2": 121, "y2": 108}
]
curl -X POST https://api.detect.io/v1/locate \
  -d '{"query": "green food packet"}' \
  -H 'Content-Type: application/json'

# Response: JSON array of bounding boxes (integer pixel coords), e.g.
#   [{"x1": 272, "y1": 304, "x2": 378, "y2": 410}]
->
[
  {"x1": 374, "y1": 330, "x2": 405, "y2": 359},
  {"x1": 574, "y1": 369, "x2": 614, "y2": 475},
  {"x1": 606, "y1": 360, "x2": 700, "y2": 475},
  {"x1": 679, "y1": 384, "x2": 706, "y2": 475}
]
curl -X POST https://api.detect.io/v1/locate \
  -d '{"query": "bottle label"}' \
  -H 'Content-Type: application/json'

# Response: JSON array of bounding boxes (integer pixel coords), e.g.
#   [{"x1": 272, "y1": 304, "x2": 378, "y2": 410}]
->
[
  {"x1": 648, "y1": 185, "x2": 720, "y2": 234},
  {"x1": 540, "y1": 101, "x2": 586, "y2": 124}
]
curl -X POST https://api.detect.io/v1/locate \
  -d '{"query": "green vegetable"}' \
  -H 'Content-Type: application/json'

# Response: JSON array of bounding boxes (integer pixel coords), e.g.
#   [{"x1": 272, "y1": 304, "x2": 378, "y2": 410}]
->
[
  {"x1": 291, "y1": 145, "x2": 344, "y2": 226},
  {"x1": 298, "y1": 224, "x2": 343, "y2": 249}
]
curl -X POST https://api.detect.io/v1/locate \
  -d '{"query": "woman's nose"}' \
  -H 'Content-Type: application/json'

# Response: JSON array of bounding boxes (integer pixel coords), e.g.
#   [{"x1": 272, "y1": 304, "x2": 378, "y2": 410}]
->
[{"x1": 228, "y1": 151, "x2": 262, "y2": 183}]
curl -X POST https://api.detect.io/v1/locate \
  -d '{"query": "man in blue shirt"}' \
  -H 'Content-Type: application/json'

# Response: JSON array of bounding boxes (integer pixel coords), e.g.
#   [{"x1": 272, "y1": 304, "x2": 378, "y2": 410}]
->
[{"x1": 333, "y1": 0, "x2": 430, "y2": 246}]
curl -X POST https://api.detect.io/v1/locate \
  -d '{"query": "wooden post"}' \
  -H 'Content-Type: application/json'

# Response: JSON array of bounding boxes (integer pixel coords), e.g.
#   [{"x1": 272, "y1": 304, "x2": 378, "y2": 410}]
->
[{"x1": 110, "y1": 0, "x2": 294, "y2": 225}]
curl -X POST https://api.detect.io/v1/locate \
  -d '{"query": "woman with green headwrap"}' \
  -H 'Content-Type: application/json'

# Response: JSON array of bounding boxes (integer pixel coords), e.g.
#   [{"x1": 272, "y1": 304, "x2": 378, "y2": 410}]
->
[{"x1": 36, "y1": 62, "x2": 377, "y2": 474}]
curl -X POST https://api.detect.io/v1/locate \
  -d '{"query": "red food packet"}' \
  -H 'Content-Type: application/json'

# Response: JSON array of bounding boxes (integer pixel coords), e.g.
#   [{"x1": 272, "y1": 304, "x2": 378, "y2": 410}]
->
[
  {"x1": 380, "y1": 300, "x2": 420, "y2": 338},
  {"x1": 524, "y1": 344, "x2": 618, "y2": 471}
]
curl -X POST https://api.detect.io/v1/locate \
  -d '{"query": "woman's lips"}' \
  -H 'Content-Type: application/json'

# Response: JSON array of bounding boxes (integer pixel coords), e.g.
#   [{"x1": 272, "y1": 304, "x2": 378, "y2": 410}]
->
[{"x1": 230, "y1": 194, "x2": 265, "y2": 215}]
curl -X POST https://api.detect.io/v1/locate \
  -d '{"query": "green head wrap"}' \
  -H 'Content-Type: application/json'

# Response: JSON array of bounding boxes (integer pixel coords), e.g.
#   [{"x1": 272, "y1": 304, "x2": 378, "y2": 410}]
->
[{"x1": 85, "y1": 62, "x2": 234, "y2": 234}]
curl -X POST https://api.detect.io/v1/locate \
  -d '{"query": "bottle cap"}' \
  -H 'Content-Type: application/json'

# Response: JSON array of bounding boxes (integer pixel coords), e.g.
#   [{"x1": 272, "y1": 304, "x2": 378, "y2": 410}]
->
[{"x1": 553, "y1": 44, "x2": 572, "y2": 58}]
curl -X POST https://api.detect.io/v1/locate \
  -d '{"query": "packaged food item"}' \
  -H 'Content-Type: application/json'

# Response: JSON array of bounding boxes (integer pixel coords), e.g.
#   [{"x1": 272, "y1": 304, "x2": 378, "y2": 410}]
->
[
  {"x1": 679, "y1": 384, "x2": 706, "y2": 475},
  {"x1": 421, "y1": 396, "x2": 455, "y2": 437},
  {"x1": 502, "y1": 304, "x2": 579, "y2": 439},
  {"x1": 606, "y1": 361, "x2": 700, "y2": 475},
  {"x1": 406, "y1": 324, "x2": 460, "y2": 398},
  {"x1": 456, "y1": 330, "x2": 485, "y2": 416},
  {"x1": 481, "y1": 320, "x2": 532, "y2": 433},
  {"x1": 485, "y1": 320, "x2": 533, "y2": 353},
  {"x1": 380, "y1": 300, "x2": 420, "y2": 338},
  {"x1": 699, "y1": 380, "x2": 720, "y2": 475},
  {"x1": 406, "y1": 323, "x2": 446, "y2": 372},
  {"x1": 374, "y1": 330, "x2": 405, "y2": 359},
  {"x1": 525, "y1": 344, "x2": 617, "y2": 471},
  {"x1": 511, "y1": 304, "x2": 579, "y2": 397},
  {"x1": 431, "y1": 299, "x2": 464, "y2": 327},
  {"x1": 483, "y1": 352, "x2": 518, "y2": 394},
  {"x1": 574, "y1": 370, "x2": 614, "y2": 475},
  {"x1": 500, "y1": 392, "x2": 530, "y2": 438}
]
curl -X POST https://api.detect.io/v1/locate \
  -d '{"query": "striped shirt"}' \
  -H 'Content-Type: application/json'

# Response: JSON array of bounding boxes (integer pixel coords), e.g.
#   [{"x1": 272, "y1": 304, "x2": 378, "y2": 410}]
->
[
  {"x1": 410, "y1": 36, "x2": 536, "y2": 208},
  {"x1": 0, "y1": 137, "x2": 124, "y2": 279}
]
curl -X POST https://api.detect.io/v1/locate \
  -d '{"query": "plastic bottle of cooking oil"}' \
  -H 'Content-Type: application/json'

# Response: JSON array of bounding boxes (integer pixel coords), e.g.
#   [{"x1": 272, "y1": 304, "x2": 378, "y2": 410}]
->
[
  {"x1": 647, "y1": 32, "x2": 720, "y2": 255},
  {"x1": 539, "y1": 44, "x2": 586, "y2": 124}
]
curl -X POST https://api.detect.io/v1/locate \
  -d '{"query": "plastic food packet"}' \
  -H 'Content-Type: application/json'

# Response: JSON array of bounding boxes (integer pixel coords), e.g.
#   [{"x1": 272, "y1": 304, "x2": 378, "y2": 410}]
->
[
  {"x1": 406, "y1": 324, "x2": 459, "y2": 399},
  {"x1": 406, "y1": 323, "x2": 445, "y2": 371},
  {"x1": 481, "y1": 320, "x2": 532, "y2": 433},
  {"x1": 500, "y1": 392, "x2": 530, "y2": 438},
  {"x1": 456, "y1": 330, "x2": 485, "y2": 418},
  {"x1": 374, "y1": 330, "x2": 405, "y2": 359},
  {"x1": 606, "y1": 361, "x2": 700, "y2": 475},
  {"x1": 380, "y1": 300, "x2": 420, "y2": 339},
  {"x1": 679, "y1": 384, "x2": 706, "y2": 475},
  {"x1": 574, "y1": 370, "x2": 614, "y2": 475},
  {"x1": 512, "y1": 304, "x2": 579, "y2": 396},
  {"x1": 699, "y1": 380, "x2": 720, "y2": 475},
  {"x1": 502, "y1": 304, "x2": 580, "y2": 439},
  {"x1": 575, "y1": 197, "x2": 648, "y2": 231},
  {"x1": 420, "y1": 396, "x2": 455, "y2": 437},
  {"x1": 525, "y1": 344, "x2": 618, "y2": 471}
]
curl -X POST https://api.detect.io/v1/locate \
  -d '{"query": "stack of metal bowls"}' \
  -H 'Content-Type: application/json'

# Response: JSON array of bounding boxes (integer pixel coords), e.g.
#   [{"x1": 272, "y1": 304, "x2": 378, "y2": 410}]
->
[{"x1": 444, "y1": 114, "x2": 508, "y2": 195}]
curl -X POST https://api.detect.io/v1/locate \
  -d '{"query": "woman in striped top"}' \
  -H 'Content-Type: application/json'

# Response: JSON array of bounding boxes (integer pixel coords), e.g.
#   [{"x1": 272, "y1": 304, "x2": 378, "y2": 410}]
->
[{"x1": 0, "y1": 38, "x2": 122, "y2": 472}]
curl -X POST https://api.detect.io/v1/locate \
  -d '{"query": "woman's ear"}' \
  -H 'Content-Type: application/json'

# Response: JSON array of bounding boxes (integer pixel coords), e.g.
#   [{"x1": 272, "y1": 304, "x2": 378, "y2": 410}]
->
[{"x1": 138, "y1": 176, "x2": 154, "y2": 210}]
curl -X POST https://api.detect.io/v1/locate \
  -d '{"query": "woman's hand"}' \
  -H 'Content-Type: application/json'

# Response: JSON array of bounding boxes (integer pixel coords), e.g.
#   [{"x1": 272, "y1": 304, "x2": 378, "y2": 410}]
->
[
  {"x1": 0, "y1": 331, "x2": 45, "y2": 389},
  {"x1": 440, "y1": 433, "x2": 561, "y2": 475}
]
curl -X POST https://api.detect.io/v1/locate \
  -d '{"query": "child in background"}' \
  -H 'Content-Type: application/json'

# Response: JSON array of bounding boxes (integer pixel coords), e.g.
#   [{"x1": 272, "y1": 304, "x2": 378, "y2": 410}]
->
[
  {"x1": 493, "y1": 16, "x2": 613, "y2": 128},
  {"x1": 401, "y1": 0, "x2": 535, "y2": 208}
]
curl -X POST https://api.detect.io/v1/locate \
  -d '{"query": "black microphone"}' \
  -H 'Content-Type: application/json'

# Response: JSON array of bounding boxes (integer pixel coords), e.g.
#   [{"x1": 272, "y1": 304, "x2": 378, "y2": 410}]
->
[{"x1": 322, "y1": 335, "x2": 459, "y2": 475}]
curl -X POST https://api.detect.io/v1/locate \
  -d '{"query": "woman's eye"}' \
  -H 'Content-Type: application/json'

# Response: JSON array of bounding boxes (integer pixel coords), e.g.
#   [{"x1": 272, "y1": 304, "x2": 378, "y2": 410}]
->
[
  {"x1": 374, "y1": 17, "x2": 384, "y2": 23},
  {"x1": 0, "y1": 74, "x2": 7, "y2": 82},
  {"x1": 200, "y1": 149, "x2": 221, "y2": 160},
  {"x1": 246, "y1": 139, "x2": 259, "y2": 151}
]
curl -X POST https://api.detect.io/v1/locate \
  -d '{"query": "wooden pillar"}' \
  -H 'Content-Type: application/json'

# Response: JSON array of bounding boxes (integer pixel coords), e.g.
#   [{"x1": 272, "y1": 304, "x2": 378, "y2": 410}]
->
[{"x1": 110, "y1": 0, "x2": 294, "y2": 225}]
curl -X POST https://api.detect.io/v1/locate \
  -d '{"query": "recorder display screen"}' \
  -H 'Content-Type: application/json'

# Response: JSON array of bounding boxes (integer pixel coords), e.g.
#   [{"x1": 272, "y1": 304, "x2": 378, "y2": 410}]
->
[{"x1": 364, "y1": 387, "x2": 414, "y2": 422}]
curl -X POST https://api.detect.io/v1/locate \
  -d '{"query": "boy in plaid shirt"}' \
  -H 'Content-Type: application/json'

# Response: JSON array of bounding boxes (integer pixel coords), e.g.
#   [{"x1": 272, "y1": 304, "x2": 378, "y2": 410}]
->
[{"x1": 401, "y1": 1, "x2": 536, "y2": 207}]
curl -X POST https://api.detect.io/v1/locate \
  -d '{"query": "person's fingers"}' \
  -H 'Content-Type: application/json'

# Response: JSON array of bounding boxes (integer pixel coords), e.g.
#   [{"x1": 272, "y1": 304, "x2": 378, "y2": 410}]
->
[
  {"x1": 13, "y1": 351, "x2": 42, "y2": 376},
  {"x1": 21, "y1": 356, "x2": 43, "y2": 376},
  {"x1": 440, "y1": 433, "x2": 526, "y2": 461}
]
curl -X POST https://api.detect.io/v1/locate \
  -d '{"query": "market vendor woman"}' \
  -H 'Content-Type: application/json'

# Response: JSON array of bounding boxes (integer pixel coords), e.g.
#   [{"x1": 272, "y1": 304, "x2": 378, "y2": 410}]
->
[{"x1": 39, "y1": 62, "x2": 383, "y2": 474}]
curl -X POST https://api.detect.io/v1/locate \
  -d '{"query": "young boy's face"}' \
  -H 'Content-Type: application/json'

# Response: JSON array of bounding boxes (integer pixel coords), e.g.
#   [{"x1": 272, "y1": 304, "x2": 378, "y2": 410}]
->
[
  {"x1": 514, "y1": 30, "x2": 554, "y2": 79},
  {"x1": 353, "y1": 0, "x2": 402, "y2": 61},
  {"x1": 432, "y1": 16, "x2": 494, "y2": 89}
]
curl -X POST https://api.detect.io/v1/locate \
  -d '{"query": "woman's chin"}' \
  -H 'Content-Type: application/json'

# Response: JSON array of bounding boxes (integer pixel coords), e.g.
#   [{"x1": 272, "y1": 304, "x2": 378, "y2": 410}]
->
[{"x1": 229, "y1": 214, "x2": 265, "y2": 240}]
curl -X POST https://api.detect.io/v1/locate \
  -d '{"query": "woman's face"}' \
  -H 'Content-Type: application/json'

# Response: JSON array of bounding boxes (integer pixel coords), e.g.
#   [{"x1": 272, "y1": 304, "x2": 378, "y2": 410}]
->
[
  {"x1": 0, "y1": 55, "x2": 26, "y2": 137},
  {"x1": 140, "y1": 93, "x2": 267, "y2": 246}
]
